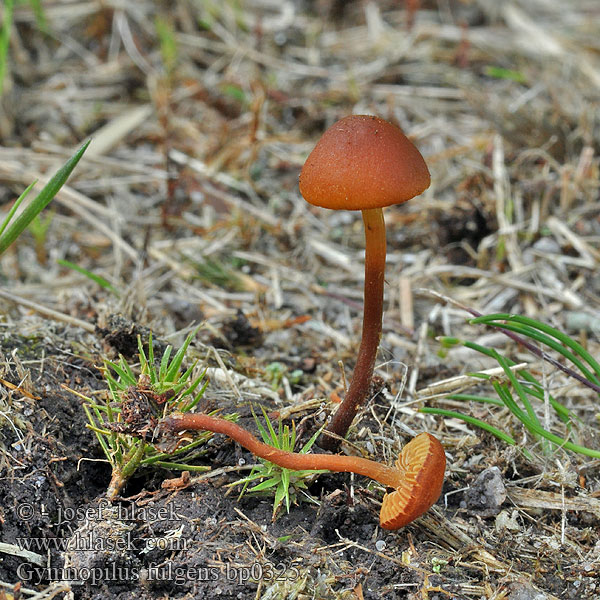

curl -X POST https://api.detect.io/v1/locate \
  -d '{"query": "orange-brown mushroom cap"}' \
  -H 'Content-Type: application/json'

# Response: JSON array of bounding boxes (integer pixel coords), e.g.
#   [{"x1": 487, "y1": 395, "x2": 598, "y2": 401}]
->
[
  {"x1": 299, "y1": 115, "x2": 430, "y2": 211},
  {"x1": 379, "y1": 432, "x2": 446, "y2": 530}
]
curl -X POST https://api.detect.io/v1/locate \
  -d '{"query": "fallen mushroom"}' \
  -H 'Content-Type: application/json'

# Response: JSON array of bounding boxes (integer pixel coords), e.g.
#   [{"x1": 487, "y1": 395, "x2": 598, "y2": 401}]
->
[
  {"x1": 299, "y1": 115, "x2": 430, "y2": 450},
  {"x1": 160, "y1": 412, "x2": 445, "y2": 529}
]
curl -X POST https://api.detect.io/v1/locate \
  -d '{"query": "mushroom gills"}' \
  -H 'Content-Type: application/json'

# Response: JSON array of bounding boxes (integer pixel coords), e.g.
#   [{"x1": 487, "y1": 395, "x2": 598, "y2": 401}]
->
[{"x1": 379, "y1": 432, "x2": 446, "y2": 530}]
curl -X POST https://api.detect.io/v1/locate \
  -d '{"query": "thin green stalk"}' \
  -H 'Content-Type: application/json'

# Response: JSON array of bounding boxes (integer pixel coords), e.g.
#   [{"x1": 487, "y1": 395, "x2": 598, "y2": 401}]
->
[
  {"x1": 493, "y1": 351, "x2": 550, "y2": 453},
  {"x1": 0, "y1": 141, "x2": 91, "y2": 255},
  {"x1": 455, "y1": 339, "x2": 571, "y2": 422},
  {"x1": 0, "y1": 182, "x2": 35, "y2": 237},
  {"x1": 120, "y1": 442, "x2": 146, "y2": 479},
  {"x1": 419, "y1": 407, "x2": 516, "y2": 445},
  {"x1": 474, "y1": 319, "x2": 600, "y2": 386},
  {"x1": 141, "y1": 433, "x2": 213, "y2": 465},
  {"x1": 469, "y1": 313, "x2": 600, "y2": 394},
  {"x1": 0, "y1": 0, "x2": 14, "y2": 96},
  {"x1": 473, "y1": 314, "x2": 600, "y2": 377},
  {"x1": 28, "y1": 0, "x2": 47, "y2": 32},
  {"x1": 165, "y1": 326, "x2": 201, "y2": 381},
  {"x1": 493, "y1": 352, "x2": 541, "y2": 427},
  {"x1": 177, "y1": 377, "x2": 209, "y2": 412},
  {"x1": 57, "y1": 259, "x2": 120, "y2": 296},
  {"x1": 491, "y1": 374, "x2": 600, "y2": 458},
  {"x1": 146, "y1": 333, "x2": 157, "y2": 385},
  {"x1": 83, "y1": 404, "x2": 114, "y2": 462},
  {"x1": 446, "y1": 393, "x2": 505, "y2": 407}
]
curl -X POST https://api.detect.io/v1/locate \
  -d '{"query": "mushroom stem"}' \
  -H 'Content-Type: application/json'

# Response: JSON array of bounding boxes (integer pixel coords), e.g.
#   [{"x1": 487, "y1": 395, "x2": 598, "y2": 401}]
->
[
  {"x1": 320, "y1": 207, "x2": 386, "y2": 450},
  {"x1": 161, "y1": 413, "x2": 445, "y2": 528},
  {"x1": 161, "y1": 412, "x2": 404, "y2": 488}
]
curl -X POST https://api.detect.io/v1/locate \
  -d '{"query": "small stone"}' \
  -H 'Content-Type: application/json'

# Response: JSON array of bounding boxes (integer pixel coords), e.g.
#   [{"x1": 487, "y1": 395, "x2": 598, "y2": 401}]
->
[
  {"x1": 508, "y1": 582, "x2": 548, "y2": 599},
  {"x1": 465, "y1": 467, "x2": 506, "y2": 515}
]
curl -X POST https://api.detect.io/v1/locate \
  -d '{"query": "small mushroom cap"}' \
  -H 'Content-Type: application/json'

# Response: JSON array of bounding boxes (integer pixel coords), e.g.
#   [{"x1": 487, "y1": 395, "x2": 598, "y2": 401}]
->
[
  {"x1": 379, "y1": 432, "x2": 446, "y2": 530},
  {"x1": 299, "y1": 115, "x2": 430, "y2": 211}
]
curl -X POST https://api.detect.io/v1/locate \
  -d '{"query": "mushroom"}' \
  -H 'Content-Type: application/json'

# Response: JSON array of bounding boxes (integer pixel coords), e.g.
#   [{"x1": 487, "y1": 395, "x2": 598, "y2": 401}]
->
[
  {"x1": 299, "y1": 115, "x2": 430, "y2": 450},
  {"x1": 160, "y1": 412, "x2": 445, "y2": 529}
]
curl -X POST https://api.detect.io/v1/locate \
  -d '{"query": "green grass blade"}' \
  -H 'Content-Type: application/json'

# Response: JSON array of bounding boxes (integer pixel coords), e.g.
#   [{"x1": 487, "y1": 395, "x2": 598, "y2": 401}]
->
[
  {"x1": 250, "y1": 478, "x2": 280, "y2": 492},
  {"x1": 0, "y1": 0, "x2": 14, "y2": 97},
  {"x1": 144, "y1": 333, "x2": 158, "y2": 386},
  {"x1": 0, "y1": 181, "x2": 35, "y2": 237},
  {"x1": 106, "y1": 359, "x2": 136, "y2": 388},
  {"x1": 514, "y1": 314, "x2": 600, "y2": 380},
  {"x1": 174, "y1": 362, "x2": 198, "y2": 392},
  {"x1": 492, "y1": 380, "x2": 600, "y2": 458},
  {"x1": 179, "y1": 377, "x2": 210, "y2": 412},
  {"x1": 446, "y1": 393, "x2": 505, "y2": 407},
  {"x1": 419, "y1": 407, "x2": 516, "y2": 445},
  {"x1": 104, "y1": 368, "x2": 123, "y2": 398},
  {"x1": 28, "y1": 0, "x2": 48, "y2": 32},
  {"x1": 491, "y1": 380, "x2": 533, "y2": 432},
  {"x1": 84, "y1": 422, "x2": 113, "y2": 437},
  {"x1": 176, "y1": 365, "x2": 202, "y2": 394},
  {"x1": 165, "y1": 328, "x2": 199, "y2": 382},
  {"x1": 155, "y1": 15, "x2": 178, "y2": 75},
  {"x1": 84, "y1": 401, "x2": 110, "y2": 413},
  {"x1": 253, "y1": 411, "x2": 271, "y2": 445},
  {"x1": 120, "y1": 357, "x2": 137, "y2": 386},
  {"x1": 471, "y1": 313, "x2": 600, "y2": 384},
  {"x1": 281, "y1": 469, "x2": 291, "y2": 514},
  {"x1": 260, "y1": 406, "x2": 280, "y2": 446},
  {"x1": 459, "y1": 340, "x2": 572, "y2": 422},
  {"x1": 83, "y1": 404, "x2": 114, "y2": 464},
  {"x1": 477, "y1": 320, "x2": 600, "y2": 386},
  {"x1": 159, "y1": 345, "x2": 173, "y2": 382},
  {"x1": 281, "y1": 423, "x2": 292, "y2": 451},
  {"x1": 493, "y1": 350, "x2": 541, "y2": 427},
  {"x1": 120, "y1": 442, "x2": 146, "y2": 479},
  {"x1": 57, "y1": 259, "x2": 120, "y2": 296},
  {"x1": 0, "y1": 140, "x2": 90, "y2": 255},
  {"x1": 299, "y1": 424, "x2": 325, "y2": 453},
  {"x1": 274, "y1": 480, "x2": 287, "y2": 513}
]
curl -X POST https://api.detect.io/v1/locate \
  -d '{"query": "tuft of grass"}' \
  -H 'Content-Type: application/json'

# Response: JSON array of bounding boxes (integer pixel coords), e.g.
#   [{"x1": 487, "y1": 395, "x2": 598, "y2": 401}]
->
[
  {"x1": 80, "y1": 327, "x2": 238, "y2": 500},
  {"x1": 230, "y1": 407, "x2": 324, "y2": 520},
  {"x1": 426, "y1": 313, "x2": 600, "y2": 459},
  {"x1": 194, "y1": 257, "x2": 245, "y2": 291}
]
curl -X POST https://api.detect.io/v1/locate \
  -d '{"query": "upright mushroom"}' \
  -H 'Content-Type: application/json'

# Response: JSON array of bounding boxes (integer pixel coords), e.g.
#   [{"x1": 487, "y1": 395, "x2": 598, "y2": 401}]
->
[{"x1": 299, "y1": 115, "x2": 430, "y2": 450}]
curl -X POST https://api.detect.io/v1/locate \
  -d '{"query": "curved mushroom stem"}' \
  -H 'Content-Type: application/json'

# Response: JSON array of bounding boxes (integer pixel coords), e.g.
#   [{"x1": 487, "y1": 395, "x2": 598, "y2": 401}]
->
[
  {"x1": 320, "y1": 207, "x2": 386, "y2": 451},
  {"x1": 161, "y1": 412, "x2": 403, "y2": 488}
]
